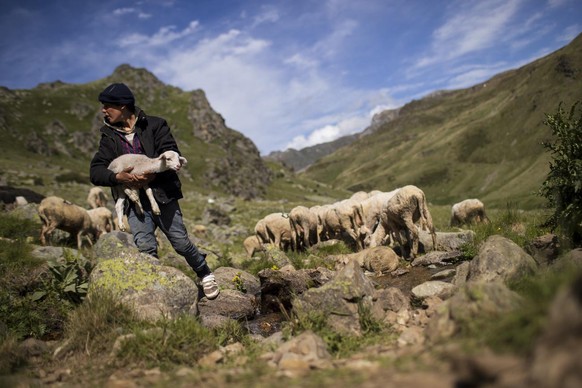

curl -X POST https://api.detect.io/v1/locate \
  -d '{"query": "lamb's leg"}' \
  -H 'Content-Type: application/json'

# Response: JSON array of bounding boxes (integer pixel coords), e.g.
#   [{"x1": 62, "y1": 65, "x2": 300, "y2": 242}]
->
[
  {"x1": 115, "y1": 197, "x2": 127, "y2": 231},
  {"x1": 144, "y1": 185, "x2": 161, "y2": 215},
  {"x1": 124, "y1": 187, "x2": 144, "y2": 215}
]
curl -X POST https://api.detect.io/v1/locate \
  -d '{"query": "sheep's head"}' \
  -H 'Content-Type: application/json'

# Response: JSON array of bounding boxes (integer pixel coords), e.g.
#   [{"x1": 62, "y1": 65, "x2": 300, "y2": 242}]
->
[{"x1": 160, "y1": 151, "x2": 188, "y2": 171}]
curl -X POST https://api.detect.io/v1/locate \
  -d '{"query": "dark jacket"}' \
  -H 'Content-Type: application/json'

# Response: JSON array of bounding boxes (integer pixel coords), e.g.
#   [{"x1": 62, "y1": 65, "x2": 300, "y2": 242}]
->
[{"x1": 89, "y1": 108, "x2": 183, "y2": 205}]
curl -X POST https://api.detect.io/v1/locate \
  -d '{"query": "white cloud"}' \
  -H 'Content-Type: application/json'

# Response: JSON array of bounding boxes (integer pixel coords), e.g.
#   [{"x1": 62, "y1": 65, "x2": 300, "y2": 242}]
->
[
  {"x1": 113, "y1": 8, "x2": 136, "y2": 16},
  {"x1": 252, "y1": 6, "x2": 279, "y2": 28},
  {"x1": 117, "y1": 20, "x2": 199, "y2": 47},
  {"x1": 416, "y1": 0, "x2": 521, "y2": 68},
  {"x1": 286, "y1": 114, "x2": 370, "y2": 150}
]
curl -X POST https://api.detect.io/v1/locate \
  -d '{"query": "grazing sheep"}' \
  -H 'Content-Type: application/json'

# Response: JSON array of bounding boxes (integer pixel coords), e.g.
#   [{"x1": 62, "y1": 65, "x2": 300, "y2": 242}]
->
[
  {"x1": 107, "y1": 150, "x2": 187, "y2": 231},
  {"x1": 310, "y1": 204, "x2": 333, "y2": 243},
  {"x1": 254, "y1": 212, "x2": 292, "y2": 251},
  {"x1": 87, "y1": 187, "x2": 109, "y2": 209},
  {"x1": 38, "y1": 196, "x2": 101, "y2": 249},
  {"x1": 378, "y1": 185, "x2": 436, "y2": 259},
  {"x1": 289, "y1": 205, "x2": 319, "y2": 251},
  {"x1": 243, "y1": 235, "x2": 264, "y2": 257},
  {"x1": 87, "y1": 207, "x2": 115, "y2": 234},
  {"x1": 450, "y1": 199, "x2": 490, "y2": 226},
  {"x1": 360, "y1": 189, "x2": 400, "y2": 248},
  {"x1": 323, "y1": 198, "x2": 366, "y2": 250}
]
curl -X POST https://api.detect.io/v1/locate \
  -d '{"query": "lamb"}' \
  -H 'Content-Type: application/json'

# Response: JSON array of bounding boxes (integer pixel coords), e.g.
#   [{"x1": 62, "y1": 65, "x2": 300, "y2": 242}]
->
[
  {"x1": 107, "y1": 150, "x2": 187, "y2": 231},
  {"x1": 38, "y1": 196, "x2": 101, "y2": 249},
  {"x1": 87, "y1": 187, "x2": 109, "y2": 209},
  {"x1": 378, "y1": 185, "x2": 436, "y2": 259},
  {"x1": 450, "y1": 198, "x2": 490, "y2": 226},
  {"x1": 87, "y1": 207, "x2": 115, "y2": 235}
]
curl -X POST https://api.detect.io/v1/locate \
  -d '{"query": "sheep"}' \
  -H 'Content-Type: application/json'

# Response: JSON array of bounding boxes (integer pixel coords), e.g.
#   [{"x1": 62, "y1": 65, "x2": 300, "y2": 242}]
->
[
  {"x1": 254, "y1": 212, "x2": 292, "y2": 251},
  {"x1": 107, "y1": 150, "x2": 187, "y2": 231},
  {"x1": 310, "y1": 204, "x2": 333, "y2": 243},
  {"x1": 243, "y1": 235, "x2": 264, "y2": 257},
  {"x1": 288, "y1": 205, "x2": 319, "y2": 251},
  {"x1": 450, "y1": 198, "x2": 490, "y2": 226},
  {"x1": 323, "y1": 198, "x2": 366, "y2": 250},
  {"x1": 38, "y1": 196, "x2": 101, "y2": 249},
  {"x1": 87, "y1": 187, "x2": 109, "y2": 209},
  {"x1": 360, "y1": 189, "x2": 400, "y2": 248},
  {"x1": 377, "y1": 185, "x2": 436, "y2": 259},
  {"x1": 87, "y1": 207, "x2": 115, "y2": 235}
]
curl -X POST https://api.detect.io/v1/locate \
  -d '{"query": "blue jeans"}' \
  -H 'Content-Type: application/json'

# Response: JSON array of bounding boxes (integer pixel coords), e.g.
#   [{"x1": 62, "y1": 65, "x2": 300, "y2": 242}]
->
[{"x1": 126, "y1": 198, "x2": 210, "y2": 278}]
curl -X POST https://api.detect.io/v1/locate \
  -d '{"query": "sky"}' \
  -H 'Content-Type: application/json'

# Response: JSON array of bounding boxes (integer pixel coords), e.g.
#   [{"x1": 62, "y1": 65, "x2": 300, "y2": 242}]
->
[{"x1": 0, "y1": 0, "x2": 580, "y2": 155}]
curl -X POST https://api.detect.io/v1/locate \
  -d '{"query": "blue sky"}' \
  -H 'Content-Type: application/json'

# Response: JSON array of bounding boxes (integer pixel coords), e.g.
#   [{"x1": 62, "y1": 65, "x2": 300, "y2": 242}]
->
[{"x1": 0, "y1": 0, "x2": 580, "y2": 154}]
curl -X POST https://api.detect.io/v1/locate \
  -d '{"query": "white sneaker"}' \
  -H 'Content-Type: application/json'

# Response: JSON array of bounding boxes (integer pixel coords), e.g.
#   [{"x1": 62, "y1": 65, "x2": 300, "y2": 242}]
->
[{"x1": 201, "y1": 273, "x2": 220, "y2": 300}]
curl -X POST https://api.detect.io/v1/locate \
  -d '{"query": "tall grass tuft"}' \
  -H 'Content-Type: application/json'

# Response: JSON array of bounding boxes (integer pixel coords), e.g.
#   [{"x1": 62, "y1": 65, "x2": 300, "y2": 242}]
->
[
  {"x1": 115, "y1": 314, "x2": 217, "y2": 369},
  {"x1": 63, "y1": 288, "x2": 140, "y2": 356}
]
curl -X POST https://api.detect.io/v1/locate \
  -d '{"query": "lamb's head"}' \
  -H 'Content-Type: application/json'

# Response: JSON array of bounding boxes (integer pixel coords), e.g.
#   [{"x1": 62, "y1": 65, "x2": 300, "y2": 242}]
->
[{"x1": 160, "y1": 151, "x2": 188, "y2": 171}]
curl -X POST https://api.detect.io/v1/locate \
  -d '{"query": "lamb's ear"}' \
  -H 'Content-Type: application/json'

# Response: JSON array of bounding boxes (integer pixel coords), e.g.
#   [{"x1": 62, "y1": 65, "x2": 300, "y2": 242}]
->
[{"x1": 179, "y1": 156, "x2": 188, "y2": 166}]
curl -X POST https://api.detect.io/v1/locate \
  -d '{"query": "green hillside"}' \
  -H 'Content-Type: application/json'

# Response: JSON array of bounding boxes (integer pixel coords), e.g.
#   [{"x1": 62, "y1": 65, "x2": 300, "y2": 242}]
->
[{"x1": 302, "y1": 33, "x2": 582, "y2": 209}]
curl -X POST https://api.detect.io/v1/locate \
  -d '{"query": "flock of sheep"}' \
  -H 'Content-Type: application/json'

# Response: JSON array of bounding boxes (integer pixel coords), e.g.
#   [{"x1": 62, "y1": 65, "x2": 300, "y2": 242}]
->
[{"x1": 246, "y1": 186, "x2": 490, "y2": 259}]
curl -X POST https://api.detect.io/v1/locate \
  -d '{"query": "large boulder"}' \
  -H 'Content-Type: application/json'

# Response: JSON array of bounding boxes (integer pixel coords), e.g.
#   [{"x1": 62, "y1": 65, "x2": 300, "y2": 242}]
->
[
  {"x1": 292, "y1": 259, "x2": 376, "y2": 336},
  {"x1": 467, "y1": 235, "x2": 538, "y2": 283},
  {"x1": 425, "y1": 281, "x2": 523, "y2": 343},
  {"x1": 92, "y1": 230, "x2": 140, "y2": 262},
  {"x1": 420, "y1": 230, "x2": 475, "y2": 252},
  {"x1": 88, "y1": 252, "x2": 199, "y2": 322}
]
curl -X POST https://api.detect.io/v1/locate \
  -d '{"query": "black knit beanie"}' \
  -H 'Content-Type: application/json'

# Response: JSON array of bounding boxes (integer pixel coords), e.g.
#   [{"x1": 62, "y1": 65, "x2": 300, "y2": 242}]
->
[{"x1": 98, "y1": 83, "x2": 135, "y2": 105}]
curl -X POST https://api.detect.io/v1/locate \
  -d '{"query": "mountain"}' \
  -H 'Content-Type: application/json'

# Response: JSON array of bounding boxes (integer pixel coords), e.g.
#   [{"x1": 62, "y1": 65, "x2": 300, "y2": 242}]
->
[
  {"x1": 264, "y1": 108, "x2": 400, "y2": 172},
  {"x1": 301, "y1": 33, "x2": 582, "y2": 209},
  {"x1": 0, "y1": 65, "x2": 272, "y2": 200}
]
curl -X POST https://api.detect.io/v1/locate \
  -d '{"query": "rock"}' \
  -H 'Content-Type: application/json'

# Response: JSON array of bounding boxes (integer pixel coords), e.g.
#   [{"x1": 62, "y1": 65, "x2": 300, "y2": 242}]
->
[
  {"x1": 411, "y1": 281, "x2": 457, "y2": 300},
  {"x1": 425, "y1": 281, "x2": 523, "y2": 343},
  {"x1": 197, "y1": 289, "x2": 257, "y2": 321},
  {"x1": 292, "y1": 259, "x2": 376, "y2": 335},
  {"x1": 451, "y1": 261, "x2": 470, "y2": 286},
  {"x1": 88, "y1": 252, "x2": 198, "y2": 321},
  {"x1": 420, "y1": 230, "x2": 475, "y2": 252},
  {"x1": 524, "y1": 233, "x2": 560, "y2": 267},
  {"x1": 213, "y1": 266, "x2": 261, "y2": 297},
  {"x1": 411, "y1": 250, "x2": 463, "y2": 267},
  {"x1": 431, "y1": 268, "x2": 456, "y2": 280},
  {"x1": 373, "y1": 287, "x2": 409, "y2": 313},
  {"x1": 92, "y1": 231, "x2": 140, "y2": 262},
  {"x1": 467, "y1": 235, "x2": 537, "y2": 283},
  {"x1": 258, "y1": 267, "x2": 313, "y2": 312},
  {"x1": 269, "y1": 330, "x2": 332, "y2": 374}
]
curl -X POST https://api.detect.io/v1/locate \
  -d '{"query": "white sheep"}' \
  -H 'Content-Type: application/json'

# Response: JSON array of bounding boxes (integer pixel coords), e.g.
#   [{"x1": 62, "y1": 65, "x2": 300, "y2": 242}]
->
[
  {"x1": 288, "y1": 205, "x2": 319, "y2": 251},
  {"x1": 254, "y1": 212, "x2": 292, "y2": 251},
  {"x1": 378, "y1": 185, "x2": 436, "y2": 259},
  {"x1": 87, "y1": 187, "x2": 109, "y2": 209},
  {"x1": 87, "y1": 207, "x2": 115, "y2": 235},
  {"x1": 38, "y1": 196, "x2": 101, "y2": 249},
  {"x1": 450, "y1": 198, "x2": 490, "y2": 226},
  {"x1": 107, "y1": 150, "x2": 187, "y2": 231}
]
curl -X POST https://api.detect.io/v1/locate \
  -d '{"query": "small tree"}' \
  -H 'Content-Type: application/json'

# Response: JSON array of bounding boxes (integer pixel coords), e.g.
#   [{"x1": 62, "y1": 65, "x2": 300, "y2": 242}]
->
[{"x1": 539, "y1": 101, "x2": 582, "y2": 247}]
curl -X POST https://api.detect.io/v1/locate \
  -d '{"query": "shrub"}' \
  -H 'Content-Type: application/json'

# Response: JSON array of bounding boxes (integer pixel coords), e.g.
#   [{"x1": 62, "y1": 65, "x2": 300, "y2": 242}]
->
[{"x1": 539, "y1": 101, "x2": 582, "y2": 247}]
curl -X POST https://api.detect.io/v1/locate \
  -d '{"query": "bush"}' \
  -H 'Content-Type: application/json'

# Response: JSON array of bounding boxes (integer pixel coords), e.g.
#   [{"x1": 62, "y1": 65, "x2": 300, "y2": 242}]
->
[{"x1": 539, "y1": 101, "x2": 582, "y2": 247}]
